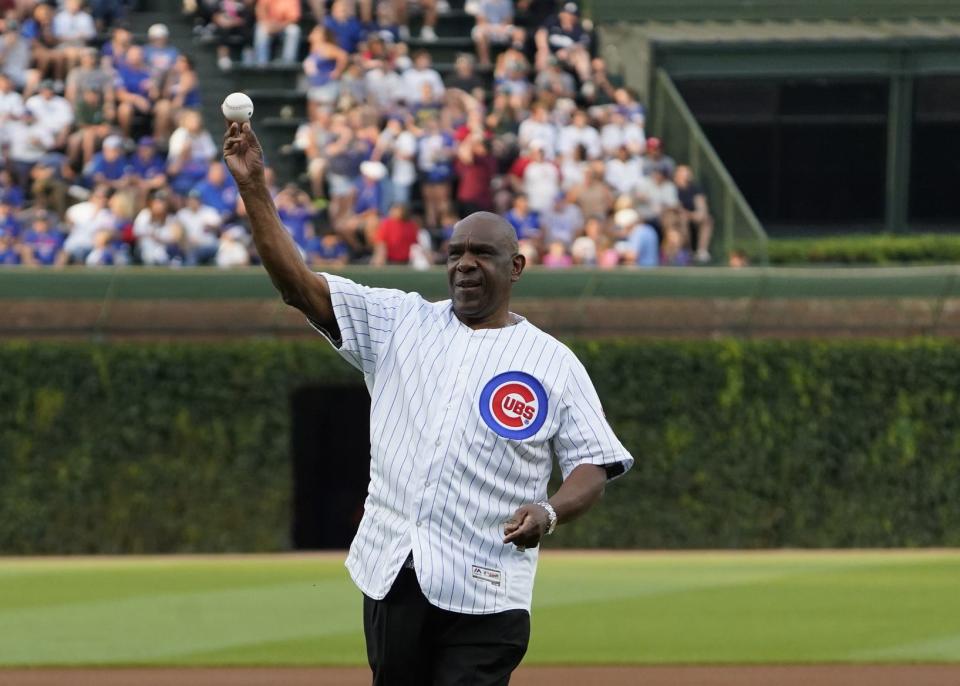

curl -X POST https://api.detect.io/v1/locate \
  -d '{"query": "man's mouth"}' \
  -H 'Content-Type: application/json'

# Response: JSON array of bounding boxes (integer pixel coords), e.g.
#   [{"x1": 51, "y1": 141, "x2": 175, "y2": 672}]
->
[{"x1": 456, "y1": 280, "x2": 482, "y2": 289}]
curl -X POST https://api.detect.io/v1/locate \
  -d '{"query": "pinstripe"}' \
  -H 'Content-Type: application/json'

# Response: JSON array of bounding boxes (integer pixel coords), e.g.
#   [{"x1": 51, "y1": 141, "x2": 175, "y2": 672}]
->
[
  {"x1": 433, "y1": 323, "x2": 522, "y2": 608},
  {"x1": 315, "y1": 274, "x2": 633, "y2": 615}
]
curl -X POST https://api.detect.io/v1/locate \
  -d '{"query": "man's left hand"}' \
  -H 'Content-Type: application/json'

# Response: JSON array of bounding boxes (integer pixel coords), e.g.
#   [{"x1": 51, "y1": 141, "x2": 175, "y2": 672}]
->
[{"x1": 503, "y1": 504, "x2": 550, "y2": 550}]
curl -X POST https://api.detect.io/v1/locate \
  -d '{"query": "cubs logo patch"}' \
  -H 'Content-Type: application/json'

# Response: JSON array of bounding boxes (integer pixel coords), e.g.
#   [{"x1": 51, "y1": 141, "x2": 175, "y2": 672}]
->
[{"x1": 479, "y1": 371, "x2": 548, "y2": 440}]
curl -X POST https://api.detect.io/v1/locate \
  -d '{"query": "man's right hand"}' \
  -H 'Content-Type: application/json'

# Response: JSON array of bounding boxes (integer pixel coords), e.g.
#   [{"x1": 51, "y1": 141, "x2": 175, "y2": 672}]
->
[{"x1": 223, "y1": 121, "x2": 265, "y2": 188}]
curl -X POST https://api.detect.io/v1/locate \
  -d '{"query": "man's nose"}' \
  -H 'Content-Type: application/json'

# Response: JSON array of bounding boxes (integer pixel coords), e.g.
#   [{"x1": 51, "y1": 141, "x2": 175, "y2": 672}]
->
[{"x1": 457, "y1": 254, "x2": 477, "y2": 270}]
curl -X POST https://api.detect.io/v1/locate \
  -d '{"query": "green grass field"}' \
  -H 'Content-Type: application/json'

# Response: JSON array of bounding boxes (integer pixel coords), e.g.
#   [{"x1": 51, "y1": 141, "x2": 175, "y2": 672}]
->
[{"x1": 1, "y1": 551, "x2": 959, "y2": 667}]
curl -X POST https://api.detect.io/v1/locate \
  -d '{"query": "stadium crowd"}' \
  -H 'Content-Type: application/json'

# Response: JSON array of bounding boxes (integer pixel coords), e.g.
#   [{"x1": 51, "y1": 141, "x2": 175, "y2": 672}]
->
[{"x1": 0, "y1": 0, "x2": 716, "y2": 268}]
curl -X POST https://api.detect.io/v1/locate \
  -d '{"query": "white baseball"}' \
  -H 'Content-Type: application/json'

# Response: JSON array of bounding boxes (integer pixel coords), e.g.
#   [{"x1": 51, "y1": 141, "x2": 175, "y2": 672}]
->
[{"x1": 221, "y1": 92, "x2": 254, "y2": 123}]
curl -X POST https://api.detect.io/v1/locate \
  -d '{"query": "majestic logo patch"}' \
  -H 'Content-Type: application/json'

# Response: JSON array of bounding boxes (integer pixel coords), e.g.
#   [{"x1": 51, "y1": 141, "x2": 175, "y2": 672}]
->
[
  {"x1": 471, "y1": 565, "x2": 503, "y2": 587},
  {"x1": 479, "y1": 371, "x2": 548, "y2": 440}
]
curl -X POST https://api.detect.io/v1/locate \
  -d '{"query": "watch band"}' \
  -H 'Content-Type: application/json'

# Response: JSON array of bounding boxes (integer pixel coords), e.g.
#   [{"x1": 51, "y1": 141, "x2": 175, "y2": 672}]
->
[{"x1": 536, "y1": 501, "x2": 558, "y2": 535}]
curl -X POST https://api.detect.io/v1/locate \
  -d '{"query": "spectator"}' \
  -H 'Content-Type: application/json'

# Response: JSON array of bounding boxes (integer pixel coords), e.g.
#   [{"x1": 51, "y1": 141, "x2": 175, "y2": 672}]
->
[
  {"x1": 176, "y1": 189, "x2": 222, "y2": 265},
  {"x1": 615, "y1": 207, "x2": 658, "y2": 267},
  {"x1": 7, "y1": 109, "x2": 54, "y2": 192},
  {"x1": 324, "y1": 0, "x2": 365, "y2": 54},
  {"x1": 0, "y1": 232, "x2": 23, "y2": 264},
  {"x1": 210, "y1": 0, "x2": 254, "y2": 71},
  {"x1": 23, "y1": 4, "x2": 60, "y2": 88},
  {"x1": 535, "y1": 2, "x2": 592, "y2": 82},
  {"x1": 371, "y1": 202, "x2": 419, "y2": 266},
  {"x1": 493, "y1": 45, "x2": 532, "y2": 109},
  {"x1": 533, "y1": 57, "x2": 576, "y2": 100},
  {"x1": 361, "y1": 40, "x2": 403, "y2": 108},
  {"x1": 306, "y1": 230, "x2": 350, "y2": 267},
  {"x1": 472, "y1": 0, "x2": 524, "y2": 68},
  {"x1": 366, "y1": 2, "x2": 401, "y2": 44},
  {"x1": 254, "y1": 0, "x2": 301, "y2": 65},
  {"x1": 581, "y1": 57, "x2": 618, "y2": 107},
  {"x1": 85, "y1": 135, "x2": 130, "y2": 190},
  {"x1": 642, "y1": 136, "x2": 676, "y2": 178},
  {"x1": 0, "y1": 73, "x2": 24, "y2": 145},
  {"x1": 0, "y1": 18, "x2": 33, "y2": 91},
  {"x1": 325, "y1": 113, "x2": 369, "y2": 227},
  {"x1": 417, "y1": 116, "x2": 454, "y2": 228},
  {"x1": 402, "y1": 50, "x2": 444, "y2": 105},
  {"x1": 600, "y1": 107, "x2": 645, "y2": 157},
  {"x1": 0, "y1": 197, "x2": 22, "y2": 238},
  {"x1": 26, "y1": 80, "x2": 74, "y2": 150},
  {"x1": 215, "y1": 225, "x2": 250, "y2": 267},
  {"x1": 64, "y1": 48, "x2": 115, "y2": 168},
  {"x1": 294, "y1": 105, "x2": 335, "y2": 201},
  {"x1": 558, "y1": 108, "x2": 601, "y2": 160},
  {"x1": 114, "y1": 45, "x2": 153, "y2": 137},
  {"x1": 167, "y1": 110, "x2": 218, "y2": 196},
  {"x1": 63, "y1": 185, "x2": 116, "y2": 263},
  {"x1": 195, "y1": 161, "x2": 239, "y2": 220},
  {"x1": 303, "y1": 27, "x2": 348, "y2": 110},
  {"x1": 604, "y1": 145, "x2": 642, "y2": 197},
  {"x1": 154, "y1": 54, "x2": 201, "y2": 140},
  {"x1": 333, "y1": 159, "x2": 381, "y2": 251},
  {"x1": 21, "y1": 211, "x2": 67, "y2": 266},
  {"x1": 649, "y1": 162, "x2": 680, "y2": 233},
  {"x1": 571, "y1": 214, "x2": 608, "y2": 266},
  {"x1": 53, "y1": 0, "x2": 97, "y2": 59},
  {"x1": 85, "y1": 227, "x2": 127, "y2": 266},
  {"x1": 540, "y1": 192, "x2": 583, "y2": 249},
  {"x1": 517, "y1": 103, "x2": 556, "y2": 158},
  {"x1": 144, "y1": 23, "x2": 179, "y2": 77},
  {"x1": 129, "y1": 136, "x2": 168, "y2": 205},
  {"x1": 660, "y1": 223, "x2": 691, "y2": 266},
  {"x1": 375, "y1": 115, "x2": 417, "y2": 207},
  {"x1": 30, "y1": 153, "x2": 70, "y2": 216},
  {"x1": 568, "y1": 161, "x2": 614, "y2": 220},
  {"x1": 101, "y1": 25, "x2": 133, "y2": 70},
  {"x1": 675, "y1": 164, "x2": 714, "y2": 263},
  {"x1": 276, "y1": 183, "x2": 315, "y2": 249},
  {"x1": 559, "y1": 142, "x2": 587, "y2": 192},
  {"x1": 133, "y1": 192, "x2": 183, "y2": 265},
  {"x1": 445, "y1": 54, "x2": 484, "y2": 101},
  {"x1": 505, "y1": 193, "x2": 540, "y2": 242},
  {"x1": 542, "y1": 241, "x2": 572, "y2": 268},
  {"x1": 454, "y1": 136, "x2": 496, "y2": 214},
  {"x1": 521, "y1": 142, "x2": 559, "y2": 214}
]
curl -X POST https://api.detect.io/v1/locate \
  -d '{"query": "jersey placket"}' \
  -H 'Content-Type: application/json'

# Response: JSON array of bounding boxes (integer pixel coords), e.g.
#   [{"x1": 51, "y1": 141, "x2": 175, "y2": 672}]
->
[{"x1": 412, "y1": 328, "x2": 473, "y2": 531}]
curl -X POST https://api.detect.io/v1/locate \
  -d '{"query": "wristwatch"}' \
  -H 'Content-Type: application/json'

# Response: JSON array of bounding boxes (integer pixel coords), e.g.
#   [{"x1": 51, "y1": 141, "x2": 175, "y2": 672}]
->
[{"x1": 536, "y1": 501, "x2": 558, "y2": 536}]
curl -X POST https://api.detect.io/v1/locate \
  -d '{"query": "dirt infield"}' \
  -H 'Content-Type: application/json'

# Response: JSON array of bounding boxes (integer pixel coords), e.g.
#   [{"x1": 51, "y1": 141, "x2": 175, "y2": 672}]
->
[{"x1": 3, "y1": 666, "x2": 960, "y2": 686}]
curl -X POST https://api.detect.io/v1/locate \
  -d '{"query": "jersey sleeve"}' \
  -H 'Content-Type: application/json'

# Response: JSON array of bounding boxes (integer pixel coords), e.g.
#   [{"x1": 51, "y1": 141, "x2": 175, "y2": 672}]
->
[
  {"x1": 551, "y1": 355, "x2": 634, "y2": 481},
  {"x1": 309, "y1": 273, "x2": 408, "y2": 375}
]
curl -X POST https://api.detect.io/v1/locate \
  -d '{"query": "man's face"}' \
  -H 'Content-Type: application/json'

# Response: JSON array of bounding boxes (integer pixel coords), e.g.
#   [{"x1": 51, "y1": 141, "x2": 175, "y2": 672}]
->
[
  {"x1": 127, "y1": 46, "x2": 143, "y2": 68},
  {"x1": 447, "y1": 216, "x2": 523, "y2": 323}
]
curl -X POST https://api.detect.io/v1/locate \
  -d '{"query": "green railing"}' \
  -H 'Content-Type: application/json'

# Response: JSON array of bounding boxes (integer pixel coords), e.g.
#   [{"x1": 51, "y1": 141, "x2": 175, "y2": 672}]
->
[
  {"x1": 590, "y1": 0, "x2": 960, "y2": 23},
  {"x1": 650, "y1": 68, "x2": 769, "y2": 264}
]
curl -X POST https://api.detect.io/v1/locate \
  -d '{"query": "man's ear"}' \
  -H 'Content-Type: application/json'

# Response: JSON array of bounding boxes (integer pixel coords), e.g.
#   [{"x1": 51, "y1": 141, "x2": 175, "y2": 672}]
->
[{"x1": 511, "y1": 253, "x2": 526, "y2": 282}]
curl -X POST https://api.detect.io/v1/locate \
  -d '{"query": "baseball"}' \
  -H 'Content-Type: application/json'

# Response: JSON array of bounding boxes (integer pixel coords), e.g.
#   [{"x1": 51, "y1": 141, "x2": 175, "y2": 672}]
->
[{"x1": 221, "y1": 92, "x2": 254, "y2": 123}]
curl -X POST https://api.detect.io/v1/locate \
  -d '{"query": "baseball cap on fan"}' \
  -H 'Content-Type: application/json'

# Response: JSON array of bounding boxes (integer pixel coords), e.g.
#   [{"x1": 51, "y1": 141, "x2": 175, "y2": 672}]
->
[
  {"x1": 148, "y1": 23, "x2": 169, "y2": 40},
  {"x1": 560, "y1": 2, "x2": 579, "y2": 15}
]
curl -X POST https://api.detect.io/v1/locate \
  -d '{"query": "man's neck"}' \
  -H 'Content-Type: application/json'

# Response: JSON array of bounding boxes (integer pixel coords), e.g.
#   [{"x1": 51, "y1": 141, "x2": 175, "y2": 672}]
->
[{"x1": 456, "y1": 308, "x2": 519, "y2": 330}]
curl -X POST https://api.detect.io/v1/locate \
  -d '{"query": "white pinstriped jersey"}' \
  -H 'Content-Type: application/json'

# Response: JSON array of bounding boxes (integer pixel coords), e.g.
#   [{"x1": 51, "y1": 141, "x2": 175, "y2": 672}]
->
[{"x1": 312, "y1": 274, "x2": 634, "y2": 615}]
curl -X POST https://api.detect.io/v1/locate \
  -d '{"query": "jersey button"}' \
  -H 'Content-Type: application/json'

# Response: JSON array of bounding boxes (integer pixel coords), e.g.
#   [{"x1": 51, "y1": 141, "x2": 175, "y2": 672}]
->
[
  {"x1": 416, "y1": 520, "x2": 422, "y2": 527},
  {"x1": 435, "y1": 439, "x2": 441, "y2": 447}
]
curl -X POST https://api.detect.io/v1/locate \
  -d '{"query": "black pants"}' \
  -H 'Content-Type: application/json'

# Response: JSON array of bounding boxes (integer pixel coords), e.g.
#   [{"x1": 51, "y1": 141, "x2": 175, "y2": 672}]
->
[{"x1": 363, "y1": 566, "x2": 530, "y2": 686}]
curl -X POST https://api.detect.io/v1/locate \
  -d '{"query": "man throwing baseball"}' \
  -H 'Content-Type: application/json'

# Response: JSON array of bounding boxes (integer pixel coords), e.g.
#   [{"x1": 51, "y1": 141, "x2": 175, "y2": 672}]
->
[{"x1": 223, "y1": 121, "x2": 634, "y2": 685}]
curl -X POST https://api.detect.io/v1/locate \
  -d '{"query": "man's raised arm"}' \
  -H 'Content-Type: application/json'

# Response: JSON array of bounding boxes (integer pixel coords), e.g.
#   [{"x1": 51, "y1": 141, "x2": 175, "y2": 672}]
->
[{"x1": 222, "y1": 121, "x2": 338, "y2": 336}]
